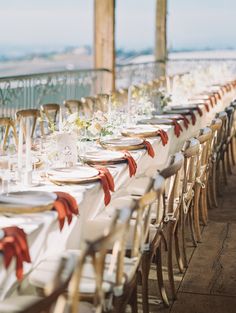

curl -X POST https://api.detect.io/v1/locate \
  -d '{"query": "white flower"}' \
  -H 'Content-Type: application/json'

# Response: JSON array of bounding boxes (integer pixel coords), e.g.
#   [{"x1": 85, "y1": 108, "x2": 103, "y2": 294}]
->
[
  {"x1": 88, "y1": 121, "x2": 102, "y2": 136},
  {"x1": 93, "y1": 110, "x2": 107, "y2": 124},
  {"x1": 67, "y1": 112, "x2": 79, "y2": 124}
]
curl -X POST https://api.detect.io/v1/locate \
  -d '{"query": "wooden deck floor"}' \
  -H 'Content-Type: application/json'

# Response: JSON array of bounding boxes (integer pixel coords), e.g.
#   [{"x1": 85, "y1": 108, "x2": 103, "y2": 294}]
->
[{"x1": 138, "y1": 168, "x2": 236, "y2": 313}]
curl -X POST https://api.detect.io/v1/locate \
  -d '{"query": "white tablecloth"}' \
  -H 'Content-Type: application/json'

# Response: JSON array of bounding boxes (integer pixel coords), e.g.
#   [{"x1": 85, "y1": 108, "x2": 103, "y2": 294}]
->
[{"x1": 0, "y1": 90, "x2": 235, "y2": 299}]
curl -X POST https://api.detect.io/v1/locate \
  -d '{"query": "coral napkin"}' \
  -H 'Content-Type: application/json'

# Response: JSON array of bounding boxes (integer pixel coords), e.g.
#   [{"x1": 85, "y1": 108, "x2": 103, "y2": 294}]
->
[
  {"x1": 123, "y1": 151, "x2": 137, "y2": 177},
  {"x1": 53, "y1": 192, "x2": 79, "y2": 231},
  {"x1": 156, "y1": 129, "x2": 168, "y2": 146},
  {"x1": 0, "y1": 226, "x2": 31, "y2": 280},
  {"x1": 172, "y1": 119, "x2": 183, "y2": 138},
  {"x1": 143, "y1": 140, "x2": 155, "y2": 158},
  {"x1": 196, "y1": 107, "x2": 203, "y2": 117},
  {"x1": 204, "y1": 101, "x2": 210, "y2": 112},
  {"x1": 187, "y1": 111, "x2": 196, "y2": 125},
  {"x1": 95, "y1": 166, "x2": 115, "y2": 206}
]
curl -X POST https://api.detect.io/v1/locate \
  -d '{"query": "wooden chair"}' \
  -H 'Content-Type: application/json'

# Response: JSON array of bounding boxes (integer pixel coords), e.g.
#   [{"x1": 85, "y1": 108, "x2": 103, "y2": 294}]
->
[
  {"x1": 194, "y1": 127, "x2": 212, "y2": 242},
  {"x1": 0, "y1": 117, "x2": 18, "y2": 151},
  {"x1": 0, "y1": 254, "x2": 76, "y2": 313},
  {"x1": 64, "y1": 99, "x2": 84, "y2": 114},
  {"x1": 28, "y1": 207, "x2": 138, "y2": 313},
  {"x1": 159, "y1": 152, "x2": 184, "y2": 299},
  {"x1": 208, "y1": 118, "x2": 223, "y2": 208},
  {"x1": 16, "y1": 109, "x2": 43, "y2": 139},
  {"x1": 229, "y1": 100, "x2": 236, "y2": 166},
  {"x1": 225, "y1": 106, "x2": 235, "y2": 175},
  {"x1": 215, "y1": 111, "x2": 228, "y2": 195},
  {"x1": 40, "y1": 103, "x2": 60, "y2": 133},
  {"x1": 180, "y1": 138, "x2": 200, "y2": 267},
  {"x1": 96, "y1": 93, "x2": 110, "y2": 111}
]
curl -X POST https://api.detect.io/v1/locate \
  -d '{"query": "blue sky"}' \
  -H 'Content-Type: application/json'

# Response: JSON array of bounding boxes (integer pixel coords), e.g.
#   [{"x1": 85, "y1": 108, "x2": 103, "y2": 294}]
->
[{"x1": 0, "y1": 0, "x2": 235, "y2": 51}]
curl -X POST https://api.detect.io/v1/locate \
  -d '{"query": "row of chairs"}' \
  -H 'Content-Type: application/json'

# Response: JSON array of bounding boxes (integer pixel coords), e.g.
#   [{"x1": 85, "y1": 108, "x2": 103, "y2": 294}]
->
[{"x1": 2, "y1": 97, "x2": 236, "y2": 313}]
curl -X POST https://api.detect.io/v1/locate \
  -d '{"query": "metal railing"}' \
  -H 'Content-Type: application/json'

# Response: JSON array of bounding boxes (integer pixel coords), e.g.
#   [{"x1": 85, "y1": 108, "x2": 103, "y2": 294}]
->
[
  {"x1": 1, "y1": 58, "x2": 236, "y2": 118},
  {"x1": 0, "y1": 68, "x2": 111, "y2": 117}
]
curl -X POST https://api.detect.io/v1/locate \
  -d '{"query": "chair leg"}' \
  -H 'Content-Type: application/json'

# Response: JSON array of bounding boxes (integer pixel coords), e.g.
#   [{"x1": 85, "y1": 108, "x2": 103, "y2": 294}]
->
[
  {"x1": 181, "y1": 211, "x2": 188, "y2": 268},
  {"x1": 156, "y1": 242, "x2": 169, "y2": 307},
  {"x1": 129, "y1": 281, "x2": 138, "y2": 313},
  {"x1": 167, "y1": 222, "x2": 177, "y2": 300},
  {"x1": 174, "y1": 222, "x2": 184, "y2": 273},
  {"x1": 189, "y1": 205, "x2": 197, "y2": 248},
  {"x1": 193, "y1": 185, "x2": 202, "y2": 242},
  {"x1": 200, "y1": 187, "x2": 208, "y2": 226},
  {"x1": 212, "y1": 160, "x2": 218, "y2": 208},
  {"x1": 222, "y1": 153, "x2": 228, "y2": 186},
  {"x1": 227, "y1": 144, "x2": 233, "y2": 175},
  {"x1": 141, "y1": 252, "x2": 150, "y2": 313},
  {"x1": 231, "y1": 136, "x2": 236, "y2": 166}
]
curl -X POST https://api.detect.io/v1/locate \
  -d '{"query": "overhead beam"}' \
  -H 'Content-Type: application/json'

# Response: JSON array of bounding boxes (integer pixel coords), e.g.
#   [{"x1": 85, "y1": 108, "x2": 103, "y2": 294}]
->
[
  {"x1": 155, "y1": 0, "x2": 167, "y2": 76},
  {"x1": 94, "y1": 0, "x2": 115, "y2": 92}
]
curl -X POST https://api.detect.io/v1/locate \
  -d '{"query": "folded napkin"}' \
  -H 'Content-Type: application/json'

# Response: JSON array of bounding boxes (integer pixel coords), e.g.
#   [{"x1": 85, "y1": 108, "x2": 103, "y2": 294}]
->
[
  {"x1": 204, "y1": 101, "x2": 210, "y2": 112},
  {"x1": 95, "y1": 166, "x2": 115, "y2": 206},
  {"x1": 171, "y1": 119, "x2": 183, "y2": 138},
  {"x1": 196, "y1": 106, "x2": 203, "y2": 117},
  {"x1": 179, "y1": 116, "x2": 190, "y2": 129},
  {"x1": 0, "y1": 226, "x2": 31, "y2": 280},
  {"x1": 53, "y1": 192, "x2": 79, "y2": 231},
  {"x1": 143, "y1": 140, "x2": 155, "y2": 158},
  {"x1": 123, "y1": 151, "x2": 137, "y2": 177},
  {"x1": 156, "y1": 129, "x2": 168, "y2": 146}
]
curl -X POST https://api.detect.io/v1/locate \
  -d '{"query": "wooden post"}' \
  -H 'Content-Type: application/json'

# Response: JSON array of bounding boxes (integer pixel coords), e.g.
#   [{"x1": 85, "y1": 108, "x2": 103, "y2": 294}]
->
[
  {"x1": 155, "y1": 0, "x2": 167, "y2": 77},
  {"x1": 94, "y1": 0, "x2": 115, "y2": 93}
]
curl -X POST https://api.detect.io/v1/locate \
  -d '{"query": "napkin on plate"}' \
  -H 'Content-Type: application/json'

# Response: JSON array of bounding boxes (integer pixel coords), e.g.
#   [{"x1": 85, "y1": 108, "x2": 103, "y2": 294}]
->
[
  {"x1": 53, "y1": 192, "x2": 79, "y2": 231},
  {"x1": 156, "y1": 129, "x2": 168, "y2": 146},
  {"x1": 94, "y1": 166, "x2": 115, "y2": 206},
  {"x1": 143, "y1": 140, "x2": 155, "y2": 158},
  {"x1": 0, "y1": 226, "x2": 31, "y2": 280},
  {"x1": 123, "y1": 151, "x2": 137, "y2": 177},
  {"x1": 171, "y1": 119, "x2": 183, "y2": 138}
]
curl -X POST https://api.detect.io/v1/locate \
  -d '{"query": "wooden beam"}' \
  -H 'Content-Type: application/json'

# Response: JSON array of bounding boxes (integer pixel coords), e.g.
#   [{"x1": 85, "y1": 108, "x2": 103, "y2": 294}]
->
[
  {"x1": 155, "y1": 0, "x2": 167, "y2": 76},
  {"x1": 94, "y1": 0, "x2": 115, "y2": 92}
]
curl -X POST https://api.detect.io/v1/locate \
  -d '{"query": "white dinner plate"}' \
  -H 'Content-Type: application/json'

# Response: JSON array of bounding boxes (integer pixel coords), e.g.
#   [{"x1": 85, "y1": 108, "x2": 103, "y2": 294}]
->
[
  {"x1": 47, "y1": 166, "x2": 99, "y2": 182},
  {"x1": 84, "y1": 150, "x2": 124, "y2": 162},
  {"x1": 101, "y1": 137, "x2": 143, "y2": 146},
  {"x1": 0, "y1": 191, "x2": 57, "y2": 208}
]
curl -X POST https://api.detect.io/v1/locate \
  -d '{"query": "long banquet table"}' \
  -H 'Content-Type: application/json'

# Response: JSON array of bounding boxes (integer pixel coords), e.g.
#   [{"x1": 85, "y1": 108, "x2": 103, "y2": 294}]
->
[{"x1": 0, "y1": 88, "x2": 235, "y2": 299}]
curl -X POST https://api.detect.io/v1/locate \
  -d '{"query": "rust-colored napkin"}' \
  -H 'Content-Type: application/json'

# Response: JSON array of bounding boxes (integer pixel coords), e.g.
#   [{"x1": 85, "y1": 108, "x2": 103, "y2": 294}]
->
[
  {"x1": 95, "y1": 166, "x2": 115, "y2": 206},
  {"x1": 187, "y1": 111, "x2": 196, "y2": 125},
  {"x1": 204, "y1": 101, "x2": 210, "y2": 112},
  {"x1": 123, "y1": 151, "x2": 137, "y2": 177},
  {"x1": 172, "y1": 119, "x2": 183, "y2": 138},
  {"x1": 143, "y1": 140, "x2": 155, "y2": 158},
  {"x1": 196, "y1": 107, "x2": 203, "y2": 117},
  {"x1": 0, "y1": 226, "x2": 31, "y2": 280},
  {"x1": 156, "y1": 129, "x2": 168, "y2": 146},
  {"x1": 53, "y1": 192, "x2": 79, "y2": 231}
]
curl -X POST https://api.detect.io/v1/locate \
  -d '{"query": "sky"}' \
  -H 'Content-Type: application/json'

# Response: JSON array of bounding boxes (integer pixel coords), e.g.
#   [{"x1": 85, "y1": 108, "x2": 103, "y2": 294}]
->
[{"x1": 0, "y1": 0, "x2": 236, "y2": 51}]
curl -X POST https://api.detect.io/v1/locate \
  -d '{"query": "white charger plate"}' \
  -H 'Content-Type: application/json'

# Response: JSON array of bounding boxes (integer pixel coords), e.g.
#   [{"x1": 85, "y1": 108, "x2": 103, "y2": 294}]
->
[{"x1": 47, "y1": 166, "x2": 99, "y2": 183}]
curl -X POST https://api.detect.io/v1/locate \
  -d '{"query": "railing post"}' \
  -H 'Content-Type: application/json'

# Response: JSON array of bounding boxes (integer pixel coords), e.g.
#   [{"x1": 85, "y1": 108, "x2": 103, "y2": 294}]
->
[
  {"x1": 155, "y1": 0, "x2": 167, "y2": 77},
  {"x1": 94, "y1": 0, "x2": 116, "y2": 93}
]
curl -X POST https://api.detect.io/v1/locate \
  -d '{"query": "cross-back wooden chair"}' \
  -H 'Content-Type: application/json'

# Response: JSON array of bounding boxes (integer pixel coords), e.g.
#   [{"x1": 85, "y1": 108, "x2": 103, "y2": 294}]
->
[
  {"x1": 0, "y1": 254, "x2": 76, "y2": 313},
  {"x1": 215, "y1": 111, "x2": 228, "y2": 196},
  {"x1": 28, "y1": 207, "x2": 136, "y2": 313},
  {"x1": 159, "y1": 152, "x2": 184, "y2": 300},
  {"x1": 225, "y1": 106, "x2": 235, "y2": 175},
  {"x1": 16, "y1": 109, "x2": 43, "y2": 139},
  {"x1": 0, "y1": 117, "x2": 18, "y2": 151},
  {"x1": 64, "y1": 99, "x2": 84, "y2": 115},
  {"x1": 208, "y1": 118, "x2": 223, "y2": 209},
  {"x1": 180, "y1": 138, "x2": 200, "y2": 267},
  {"x1": 229, "y1": 100, "x2": 236, "y2": 166},
  {"x1": 194, "y1": 127, "x2": 213, "y2": 242},
  {"x1": 40, "y1": 103, "x2": 60, "y2": 134},
  {"x1": 80, "y1": 96, "x2": 103, "y2": 116}
]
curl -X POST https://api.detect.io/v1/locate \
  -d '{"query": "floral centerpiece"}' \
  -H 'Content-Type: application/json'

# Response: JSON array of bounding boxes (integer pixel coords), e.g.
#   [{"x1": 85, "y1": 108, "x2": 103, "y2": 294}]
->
[
  {"x1": 63, "y1": 110, "x2": 113, "y2": 139},
  {"x1": 153, "y1": 88, "x2": 172, "y2": 113}
]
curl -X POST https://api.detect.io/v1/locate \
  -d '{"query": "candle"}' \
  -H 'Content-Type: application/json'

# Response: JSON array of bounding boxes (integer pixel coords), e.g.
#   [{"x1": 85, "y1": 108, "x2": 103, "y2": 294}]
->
[
  {"x1": 25, "y1": 117, "x2": 32, "y2": 170},
  {"x1": 17, "y1": 118, "x2": 23, "y2": 170},
  {"x1": 59, "y1": 105, "x2": 63, "y2": 132},
  {"x1": 166, "y1": 76, "x2": 171, "y2": 94}
]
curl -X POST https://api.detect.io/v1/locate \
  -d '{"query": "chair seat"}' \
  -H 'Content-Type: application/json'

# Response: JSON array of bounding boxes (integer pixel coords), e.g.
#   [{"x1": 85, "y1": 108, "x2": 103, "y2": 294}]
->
[
  {"x1": 0, "y1": 295, "x2": 42, "y2": 313},
  {"x1": 29, "y1": 251, "x2": 140, "y2": 296}
]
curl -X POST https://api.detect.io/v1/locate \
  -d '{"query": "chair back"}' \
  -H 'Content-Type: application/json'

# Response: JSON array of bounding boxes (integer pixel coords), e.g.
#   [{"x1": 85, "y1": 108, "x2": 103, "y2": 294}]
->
[
  {"x1": 0, "y1": 117, "x2": 18, "y2": 150},
  {"x1": 41, "y1": 103, "x2": 60, "y2": 132},
  {"x1": 225, "y1": 106, "x2": 235, "y2": 139},
  {"x1": 215, "y1": 111, "x2": 228, "y2": 149},
  {"x1": 159, "y1": 152, "x2": 184, "y2": 217},
  {"x1": 16, "y1": 109, "x2": 43, "y2": 139},
  {"x1": 181, "y1": 138, "x2": 200, "y2": 194},
  {"x1": 68, "y1": 207, "x2": 132, "y2": 313}
]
